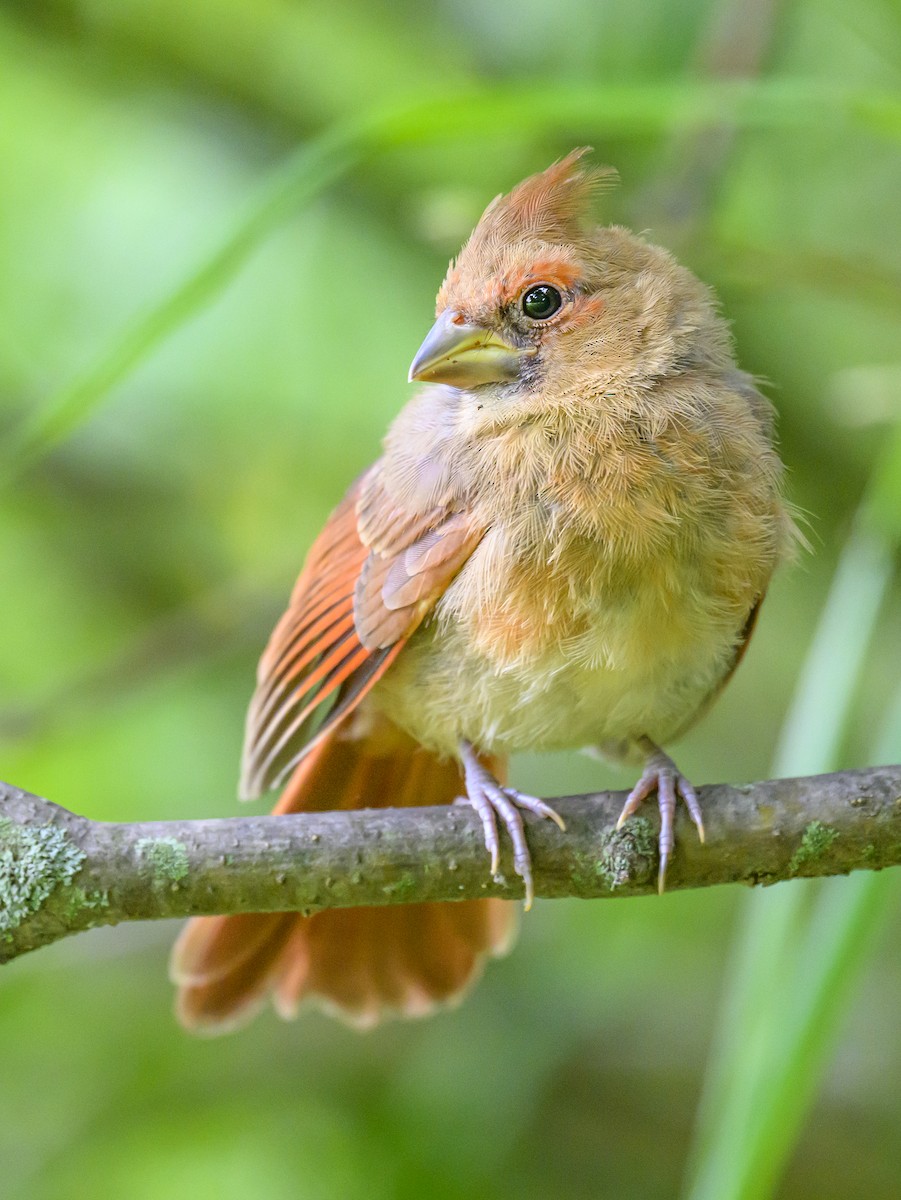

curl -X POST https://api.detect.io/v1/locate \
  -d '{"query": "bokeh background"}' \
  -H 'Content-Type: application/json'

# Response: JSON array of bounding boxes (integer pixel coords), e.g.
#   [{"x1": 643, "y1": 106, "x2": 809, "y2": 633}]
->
[{"x1": 2, "y1": 1, "x2": 901, "y2": 1197}]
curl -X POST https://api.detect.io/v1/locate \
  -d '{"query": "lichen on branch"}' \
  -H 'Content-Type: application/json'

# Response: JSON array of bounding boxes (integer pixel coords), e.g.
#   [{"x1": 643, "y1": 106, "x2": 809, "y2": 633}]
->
[
  {"x1": 1, "y1": 764, "x2": 900, "y2": 964},
  {"x1": 0, "y1": 816, "x2": 85, "y2": 939}
]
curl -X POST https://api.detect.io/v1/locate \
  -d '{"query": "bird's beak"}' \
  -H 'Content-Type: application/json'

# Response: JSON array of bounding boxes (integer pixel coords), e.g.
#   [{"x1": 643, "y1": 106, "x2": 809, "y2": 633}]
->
[{"x1": 408, "y1": 309, "x2": 535, "y2": 387}]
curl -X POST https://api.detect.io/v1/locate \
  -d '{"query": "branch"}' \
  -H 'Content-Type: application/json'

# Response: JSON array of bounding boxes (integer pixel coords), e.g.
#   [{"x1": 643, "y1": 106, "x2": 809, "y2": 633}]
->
[{"x1": 2, "y1": 766, "x2": 900, "y2": 964}]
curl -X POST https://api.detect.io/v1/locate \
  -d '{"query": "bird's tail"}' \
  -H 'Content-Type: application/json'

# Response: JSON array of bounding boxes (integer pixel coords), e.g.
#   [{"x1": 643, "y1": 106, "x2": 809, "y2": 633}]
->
[{"x1": 170, "y1": 711, "x2": 516, "y2": 1033}]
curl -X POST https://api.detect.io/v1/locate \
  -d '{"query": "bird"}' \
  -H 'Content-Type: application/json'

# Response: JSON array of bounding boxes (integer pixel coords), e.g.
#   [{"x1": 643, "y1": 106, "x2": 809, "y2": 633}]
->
[{"x1": 171, "y1": 148, "x2": 794, "y2": 1033}]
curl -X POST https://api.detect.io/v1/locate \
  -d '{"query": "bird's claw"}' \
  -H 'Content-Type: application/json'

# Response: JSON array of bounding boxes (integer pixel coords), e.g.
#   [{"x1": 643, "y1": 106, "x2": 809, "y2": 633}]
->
[
  {"x1": 458, "y1": 741, "x2": 565, "y2": 910},
  {"x1": 616, "y1": 743, "x2": 704, "y2": 893}
]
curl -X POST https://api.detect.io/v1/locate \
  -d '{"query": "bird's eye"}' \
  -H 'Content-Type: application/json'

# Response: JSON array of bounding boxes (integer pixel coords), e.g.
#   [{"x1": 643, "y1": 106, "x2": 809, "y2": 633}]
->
[{"x1": 521, "y1": 285, "x2": 562, "y2": 320}]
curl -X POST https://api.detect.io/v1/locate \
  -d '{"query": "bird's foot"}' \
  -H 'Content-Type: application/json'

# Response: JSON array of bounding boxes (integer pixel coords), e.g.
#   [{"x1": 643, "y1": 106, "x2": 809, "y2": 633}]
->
[
  {"x1": 616, "y1": 739, "x2": 704, "y2": 894},
  {"x1": 457, "y1": 740, "x2": 565, "y2": 910}
]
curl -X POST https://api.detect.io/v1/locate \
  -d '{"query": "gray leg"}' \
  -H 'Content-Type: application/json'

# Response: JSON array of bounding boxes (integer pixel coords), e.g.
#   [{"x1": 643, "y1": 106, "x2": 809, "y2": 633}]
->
[
  {"x1": 616, "y1": 736, "x2": 704, "y2": 893},
  {"x1": 457, "y1": 741, "x2": 565, "y2": 910}
]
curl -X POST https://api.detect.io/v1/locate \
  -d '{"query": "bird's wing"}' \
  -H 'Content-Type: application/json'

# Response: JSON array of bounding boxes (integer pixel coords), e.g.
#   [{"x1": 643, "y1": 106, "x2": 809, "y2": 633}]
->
[
  {"x1": 666, "y1": 593, "x2": 765, "y2": 745},
  {"x1": 239, "y1": 464, "x2": 485, "y2": 798}
]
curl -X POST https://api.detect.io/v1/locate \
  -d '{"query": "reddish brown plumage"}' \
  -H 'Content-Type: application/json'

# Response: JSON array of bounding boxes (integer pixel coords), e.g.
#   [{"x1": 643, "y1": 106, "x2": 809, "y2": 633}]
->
[
  {"x1": 178, "y1": 471, "x2": 496, "y2": 1031},
  {"x1": 173, "y1": 713, "x2": 515, "y2": 1031},
  {"x1": 172, "y1": 148, "x2": 793, "y2": 1031},
  {"x1": 237, "y1": 472, "x2": 483, "y2": 800}
]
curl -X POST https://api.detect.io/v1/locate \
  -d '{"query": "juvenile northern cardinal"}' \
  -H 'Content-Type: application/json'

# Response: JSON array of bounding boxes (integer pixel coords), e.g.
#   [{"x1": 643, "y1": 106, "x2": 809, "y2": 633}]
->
[{"x1": 172, "y1": 149, "x2": 793, "y2": 1032}]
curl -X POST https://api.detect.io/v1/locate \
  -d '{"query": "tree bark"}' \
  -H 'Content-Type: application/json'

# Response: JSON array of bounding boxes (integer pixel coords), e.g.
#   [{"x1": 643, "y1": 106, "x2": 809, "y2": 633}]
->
[{"x1": 2, "y1": 765, "x2": 900, "y2": 963}]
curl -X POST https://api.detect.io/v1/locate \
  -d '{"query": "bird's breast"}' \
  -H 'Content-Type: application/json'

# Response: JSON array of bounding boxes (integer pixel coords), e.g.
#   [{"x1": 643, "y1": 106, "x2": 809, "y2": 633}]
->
[
  {"x1": 370, "y1": 400, "x2": 785, "y2": 756},
  {"x1": 372, "y1": 492, "x2": 748, "y2": 756}
]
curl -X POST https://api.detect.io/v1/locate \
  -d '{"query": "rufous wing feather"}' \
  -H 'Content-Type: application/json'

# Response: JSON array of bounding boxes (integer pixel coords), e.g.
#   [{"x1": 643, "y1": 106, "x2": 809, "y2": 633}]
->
[
  {"x1": 178, "y1": 468, "x2": 497, "y2": 1032},
  {"x1": 239, "y1": 466, "x2": 486, "y2": 800}
]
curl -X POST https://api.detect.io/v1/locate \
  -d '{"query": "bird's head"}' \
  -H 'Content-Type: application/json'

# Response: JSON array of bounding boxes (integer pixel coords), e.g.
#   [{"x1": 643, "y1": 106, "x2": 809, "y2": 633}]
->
[{"x1": 409, "y1": 149, "x2": 719, "y2": 402}]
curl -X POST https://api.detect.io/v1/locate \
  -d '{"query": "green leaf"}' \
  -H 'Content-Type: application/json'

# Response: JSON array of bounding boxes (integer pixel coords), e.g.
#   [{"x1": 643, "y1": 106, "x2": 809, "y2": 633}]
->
[
  {"x1": 6, "y1": 80, "x2": 901, "y2": 479},
  {"x1": 683, "y1": 467, "x2": 900, "y2": 1199}
]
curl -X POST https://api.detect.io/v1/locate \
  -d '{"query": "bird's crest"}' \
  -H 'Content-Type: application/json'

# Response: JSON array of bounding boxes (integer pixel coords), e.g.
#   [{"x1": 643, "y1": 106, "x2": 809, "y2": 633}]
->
[
  {"x1": 470, "y1": 148, "x2": 616, "y2": 248},
  {"x1": 437, "y1": 150, "x2": 618, "y2": 311}
]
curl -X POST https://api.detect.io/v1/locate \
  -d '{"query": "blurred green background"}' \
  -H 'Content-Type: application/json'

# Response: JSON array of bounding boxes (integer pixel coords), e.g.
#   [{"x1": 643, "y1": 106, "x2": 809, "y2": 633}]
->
[{"x1": 2, "y1": 0, "x2": 901, "y2": 1197}]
